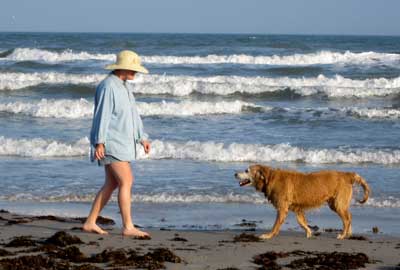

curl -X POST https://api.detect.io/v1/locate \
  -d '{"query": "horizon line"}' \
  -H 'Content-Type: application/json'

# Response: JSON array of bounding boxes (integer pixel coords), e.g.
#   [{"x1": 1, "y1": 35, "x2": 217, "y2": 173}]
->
[{"x1": 0, "y1": 30, "x2": 399, "y2": 38}]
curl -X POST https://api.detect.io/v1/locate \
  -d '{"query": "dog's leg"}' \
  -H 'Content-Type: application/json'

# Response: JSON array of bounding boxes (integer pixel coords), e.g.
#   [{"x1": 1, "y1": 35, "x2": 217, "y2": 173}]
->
[
  {"x1": 295, "y1": 211, "x2": 312, "y2": 238},
  {"x1": 260, "y1": 207, "x2": 288, "y2": 239},
  {"x1": 343, "y1": 209, "x2": 352, "y2": 238},
  {"x1": 335, "y1": 208, "x2": 352, "y2": 240},
  {"x1": 347, "y1": 211, "x2": 352, "y2": 237},
  {"x1": 331, "y1": 186, "x2": 353, "y2": 240}
]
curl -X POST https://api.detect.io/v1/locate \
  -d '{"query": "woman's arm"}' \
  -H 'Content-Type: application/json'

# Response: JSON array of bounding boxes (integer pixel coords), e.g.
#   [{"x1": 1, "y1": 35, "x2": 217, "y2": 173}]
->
[{"x1": 92, "y1": 86, "x2": 114, "y2": 159}]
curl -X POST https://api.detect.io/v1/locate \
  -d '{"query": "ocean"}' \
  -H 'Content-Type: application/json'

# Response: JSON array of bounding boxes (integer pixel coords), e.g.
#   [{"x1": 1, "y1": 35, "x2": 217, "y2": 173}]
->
[{"x1": 0, "y1": 33, "x2": 399, "y2": 235}]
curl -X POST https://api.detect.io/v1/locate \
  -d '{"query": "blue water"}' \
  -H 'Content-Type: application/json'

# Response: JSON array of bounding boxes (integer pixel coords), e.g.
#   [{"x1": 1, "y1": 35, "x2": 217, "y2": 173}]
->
[{"x1": 0, "y1": 33, "x2": 399, "y2": 235}]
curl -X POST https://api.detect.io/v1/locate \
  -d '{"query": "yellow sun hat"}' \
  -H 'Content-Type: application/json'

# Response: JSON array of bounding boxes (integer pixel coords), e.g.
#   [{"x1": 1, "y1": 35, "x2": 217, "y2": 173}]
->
[{"x1": 105, "y1": 50, "x2": 149, "y2": 74}]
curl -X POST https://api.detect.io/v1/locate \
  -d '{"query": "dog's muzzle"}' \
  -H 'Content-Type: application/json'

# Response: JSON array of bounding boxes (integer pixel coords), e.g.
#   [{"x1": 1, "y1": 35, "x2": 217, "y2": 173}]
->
[{"x1": 235, "y1": 172, "x2": 251, "y2": 187}]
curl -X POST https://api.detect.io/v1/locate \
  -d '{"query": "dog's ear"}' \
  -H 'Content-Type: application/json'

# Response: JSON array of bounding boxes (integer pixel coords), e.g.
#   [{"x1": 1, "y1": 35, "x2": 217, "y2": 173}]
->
[
  {"x1": 259, "y1": 166, "x2": 271, "y2": 183},
  {"x1": 255, "y1": 166, "x2": 271, "y2": 194},
  {"x1": 254, "y1": 168, "x2": 267, "y2": 193},
  {"x1": 255, "y1": 170, "x2": 265, "y2": 181}
]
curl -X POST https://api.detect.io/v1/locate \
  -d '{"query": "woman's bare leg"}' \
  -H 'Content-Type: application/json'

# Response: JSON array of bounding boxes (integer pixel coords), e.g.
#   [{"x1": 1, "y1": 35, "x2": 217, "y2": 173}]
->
[
  {"x1": 107, "y1": 161, "x2": 149, "y2": 237},
  {"x1": 83, "y1": 166, "x2": 118, "y2": 234}
]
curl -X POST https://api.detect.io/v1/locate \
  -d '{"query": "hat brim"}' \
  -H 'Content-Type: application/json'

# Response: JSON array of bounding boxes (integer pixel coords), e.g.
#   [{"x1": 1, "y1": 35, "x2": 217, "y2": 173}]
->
[{"x1": 105, "y1": 64, "x2": 149, "y2": 74}]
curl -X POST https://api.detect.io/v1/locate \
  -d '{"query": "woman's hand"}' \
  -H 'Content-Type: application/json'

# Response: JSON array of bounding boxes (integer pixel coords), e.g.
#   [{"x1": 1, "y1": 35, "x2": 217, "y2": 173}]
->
[
  {"x1": 141, "y1": 140, "x2": 151, "y2": 154},
  {"x1": 95, "y1": 143, "x2": 105, "y2": 160}
]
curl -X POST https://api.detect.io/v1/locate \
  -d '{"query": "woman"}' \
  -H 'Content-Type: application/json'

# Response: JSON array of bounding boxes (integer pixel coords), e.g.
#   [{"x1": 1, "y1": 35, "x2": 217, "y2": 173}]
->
[{"x1": 83, "y1": 50, "x2": 151, "y2": 238}]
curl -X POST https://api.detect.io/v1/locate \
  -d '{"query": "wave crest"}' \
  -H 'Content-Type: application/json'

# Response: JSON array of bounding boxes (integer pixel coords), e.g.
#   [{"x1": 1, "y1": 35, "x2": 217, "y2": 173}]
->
[
  {"x1": 0, "y1": 99, "x2": 266, "y2": 118},
  {"x1": 0, "y1": 72, "x2": 103, "y2": 90},
  {"x1": 0, "y1": 136, "x2": 89, "y2": 157},
  {"x1": 1, "y1": 99, "x2": 399, "y2": 119},
  {"x1": 3, "y1": 48, "x2": 114, "y2": 63},
  {"x1": 1, "y1": 136, "x2": 399, "y2": 164},
  {"x1": 2, "y1": 48, "x2": 400, "y2": 66},
  {"x1": 1, "y1": 192, "x2": 398, "y2": 208},
  {"x1": 2, "y1": 72, "x2": 400, "y2": 98}
]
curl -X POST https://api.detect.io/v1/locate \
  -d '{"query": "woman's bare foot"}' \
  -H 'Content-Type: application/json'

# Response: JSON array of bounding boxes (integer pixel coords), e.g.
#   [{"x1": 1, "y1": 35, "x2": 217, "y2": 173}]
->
[
  {"x1": 122, "y1": 227, "x2": 150, "y2": 238},
  {"x1": 82, "y1": 223, "x2": 109, "y2": 235}
]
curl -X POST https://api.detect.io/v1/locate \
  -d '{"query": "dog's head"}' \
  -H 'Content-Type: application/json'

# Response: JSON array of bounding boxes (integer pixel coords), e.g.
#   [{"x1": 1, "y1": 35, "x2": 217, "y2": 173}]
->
[{"x1": 234, "y1": 164, "x2": 271, "y2": 193}]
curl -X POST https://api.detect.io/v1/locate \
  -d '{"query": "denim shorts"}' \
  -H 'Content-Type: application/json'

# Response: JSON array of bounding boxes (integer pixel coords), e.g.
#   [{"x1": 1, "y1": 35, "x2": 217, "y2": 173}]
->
[{"x1": 98, "y1": 155, "x2": 124, "y2": 166}]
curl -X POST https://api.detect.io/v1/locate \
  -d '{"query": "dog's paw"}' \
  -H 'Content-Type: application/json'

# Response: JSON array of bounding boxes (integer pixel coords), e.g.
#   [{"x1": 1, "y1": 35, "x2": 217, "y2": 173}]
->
[{"x1": 259, "y1": 233, "x2": 274, "y2": 240}]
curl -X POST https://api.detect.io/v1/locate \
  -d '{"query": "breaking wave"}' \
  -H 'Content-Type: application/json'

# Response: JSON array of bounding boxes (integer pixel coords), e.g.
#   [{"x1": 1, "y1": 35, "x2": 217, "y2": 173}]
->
[
  {"x1": 347, "y1": 107, "x2": 400, "y2": 119},
  {"x1": 0, "y1": 99, "x2": 266, "y2": 118},
  {"x1": 1, "y1": 48, "x2": 114, "y2": 63},
  {"x1": 0, "y1": 72, "x2": 104, "y2": 90},
  {"x1": 2, "y1": 48, "x2": 400, "y2": 66},
  {"x1": 276, "y1": 106, "x2": 400, "y2": 120},
  {"x1": 132, "y1": 74, "x2": 400, "y2": 98},
  {"x1": 1, "y1": 192, "x2": 399, "y2": 208},
  {"x1": 1, "y1": 136, "x2": 400, "y2": 164},
  {"x1": 2, "y1": 72, "x2": 400, "y2": 98},
  {"x1": 0, "y1": 98, "x2": 93, "y2": 118},
  {"x1": 0, "y1": 136, "x2": 89, "y2": 157},
  {"x1": 1, "y1": 98, "x2": 399, "y2": 120}
]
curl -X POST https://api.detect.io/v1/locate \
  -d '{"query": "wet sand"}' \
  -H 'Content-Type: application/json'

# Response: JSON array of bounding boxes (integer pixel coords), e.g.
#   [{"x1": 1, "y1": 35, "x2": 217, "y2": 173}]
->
[{"x1": 0, "y1": 210, "x2": 399, "y2": 269}]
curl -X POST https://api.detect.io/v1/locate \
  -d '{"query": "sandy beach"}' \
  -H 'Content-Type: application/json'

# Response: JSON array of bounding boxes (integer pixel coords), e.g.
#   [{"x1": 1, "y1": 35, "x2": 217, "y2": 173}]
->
[{"x1": 0, "y1": 210, "x2": 398, "y2": 270}]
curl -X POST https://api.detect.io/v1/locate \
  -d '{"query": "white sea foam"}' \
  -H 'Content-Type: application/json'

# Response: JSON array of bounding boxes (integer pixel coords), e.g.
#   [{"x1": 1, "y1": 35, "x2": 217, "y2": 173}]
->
[
  {"x1": 143, "y1": 51, "x2": 400, "y2": 66},
  {"x1": 1, "y1": 72, "x2": 400, "y2": 98},
  {"x1": 3, "y1": 48, "x2": 400, "y2": 66},
  {"x1": 363, "y1": 196, "x2": 400, "y2": 208},
  {"x1": 279, "y1": 106, "x2": 400, "y2": 120},
  {"x1": 1, "y1": 136, "x2": 399, "y2": 164},
  {"x1": 2, "y1": 98, "x2": 398, "y2": 119},
  {"x1": 138, "y1": 100, "x2": 266, "y2": 116},
  {"x1": 0, "y1": 98, "x2": 93, "y2": 118},
  {"x1": 132, "y1": 74, "x2": 400, "y2": 98},
  {"x1": 145, "y1": 140, "x2": 400, "y2": 164},
  {"x1": 0, "y1": 72, "x2": 104, "y2": 90},
  {"x1": 347, "y1": 107, "x2": 400, "y2": 119},
  {"x1": 1, "y1": 192, "x2": 399, "y2": 208},
  {"x1": 0, "y1": 99, "x2": 266, "y2": 118},
  {"x1": 4, "y1": 48, "x2": 114, "y2": 63},
  {"x1": 0, "y1": 136, "x2": 89, "y2": 157}
]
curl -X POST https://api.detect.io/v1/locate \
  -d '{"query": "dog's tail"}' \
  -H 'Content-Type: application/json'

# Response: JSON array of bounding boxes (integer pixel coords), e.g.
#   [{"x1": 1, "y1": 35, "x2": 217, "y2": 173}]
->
[{"x1": 352, "y1": 173, "x2": 370, "y2": 204}]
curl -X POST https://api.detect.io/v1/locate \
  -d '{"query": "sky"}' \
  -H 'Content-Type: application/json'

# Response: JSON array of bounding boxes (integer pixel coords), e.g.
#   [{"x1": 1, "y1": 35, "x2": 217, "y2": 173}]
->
[{"x1": 0, "y1": 0, "x2": 399, "y2": 36}]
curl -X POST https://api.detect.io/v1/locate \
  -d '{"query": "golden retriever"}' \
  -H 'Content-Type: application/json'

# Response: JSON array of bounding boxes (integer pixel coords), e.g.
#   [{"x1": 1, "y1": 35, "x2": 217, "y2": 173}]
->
[{"x1": 235, "y1": 164, "x2": 370, "y2": 240}]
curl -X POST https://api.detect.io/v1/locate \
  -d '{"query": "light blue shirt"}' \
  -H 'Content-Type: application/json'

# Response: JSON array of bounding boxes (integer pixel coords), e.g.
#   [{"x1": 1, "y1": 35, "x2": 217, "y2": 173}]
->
[{"x1": 90, "y1": 74, "x2": 148, "y2": 162}]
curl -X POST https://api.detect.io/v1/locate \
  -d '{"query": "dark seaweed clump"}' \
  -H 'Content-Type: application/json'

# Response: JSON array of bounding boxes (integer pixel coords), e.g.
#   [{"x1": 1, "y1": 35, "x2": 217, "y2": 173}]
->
[
  {"x1": 45, "y1": 231, "x2": 84, "y2": 247},
  {"x1": 2, "y1": 214, "x2": 115, "y2": 227},
  {"x1": 5, "y1": 236, "x2": 37, "y2": 247},
  {"x1": 89, "y1": 247, "x2": 181, "y2": 269},
  {"x1": 0, "y1": 249, "x2": 13, "y2": 257},
  {"x1": 6, "y1": 219, "x2": 31, "y2": 225},
  {"x1": 252, "y1": 250, "x2": 371, "y2": 270},
  {"x1": 348, "y1": 235, "x2": 368, "y2": 241},
  {"x1": 169, "y1": 236, "x2": 188, "y2": 242},
  {"x1": 0, "y1": 244, "x2": 182, "y2": 270},
  {"x1": 48, "y1": 246, "x2": 87, "y2": 263},
  {"x1": 253, "y1": 251, "x2": 288, "y2": 270},
  {"x1": 0, "y1": 255, "x2": 71, "y2": 270},
  {"x1": 286, "y1": 251, "x2": 370, "y2": 269},
  {"x1": 233, "y1": 233, "x2": 260, "y2": 242}
]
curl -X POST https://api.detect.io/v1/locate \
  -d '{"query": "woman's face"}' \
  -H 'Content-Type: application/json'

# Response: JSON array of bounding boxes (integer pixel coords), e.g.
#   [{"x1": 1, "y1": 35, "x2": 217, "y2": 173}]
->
[
  {"x1": 125, "y1": 70, "x2": 136, "y2": 80},
  {"x1": 114, "y1": 69, "x2": 136, "y2": 81}
]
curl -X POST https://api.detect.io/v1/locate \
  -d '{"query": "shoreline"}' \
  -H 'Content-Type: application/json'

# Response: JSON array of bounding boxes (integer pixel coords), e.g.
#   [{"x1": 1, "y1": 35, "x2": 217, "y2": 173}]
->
[
  {"x1": 0, "y1": 210, "x2": 399, "y2": 269},
  {"x1": 1, "y1": 200, "x2": 399, "y2": 237}
]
